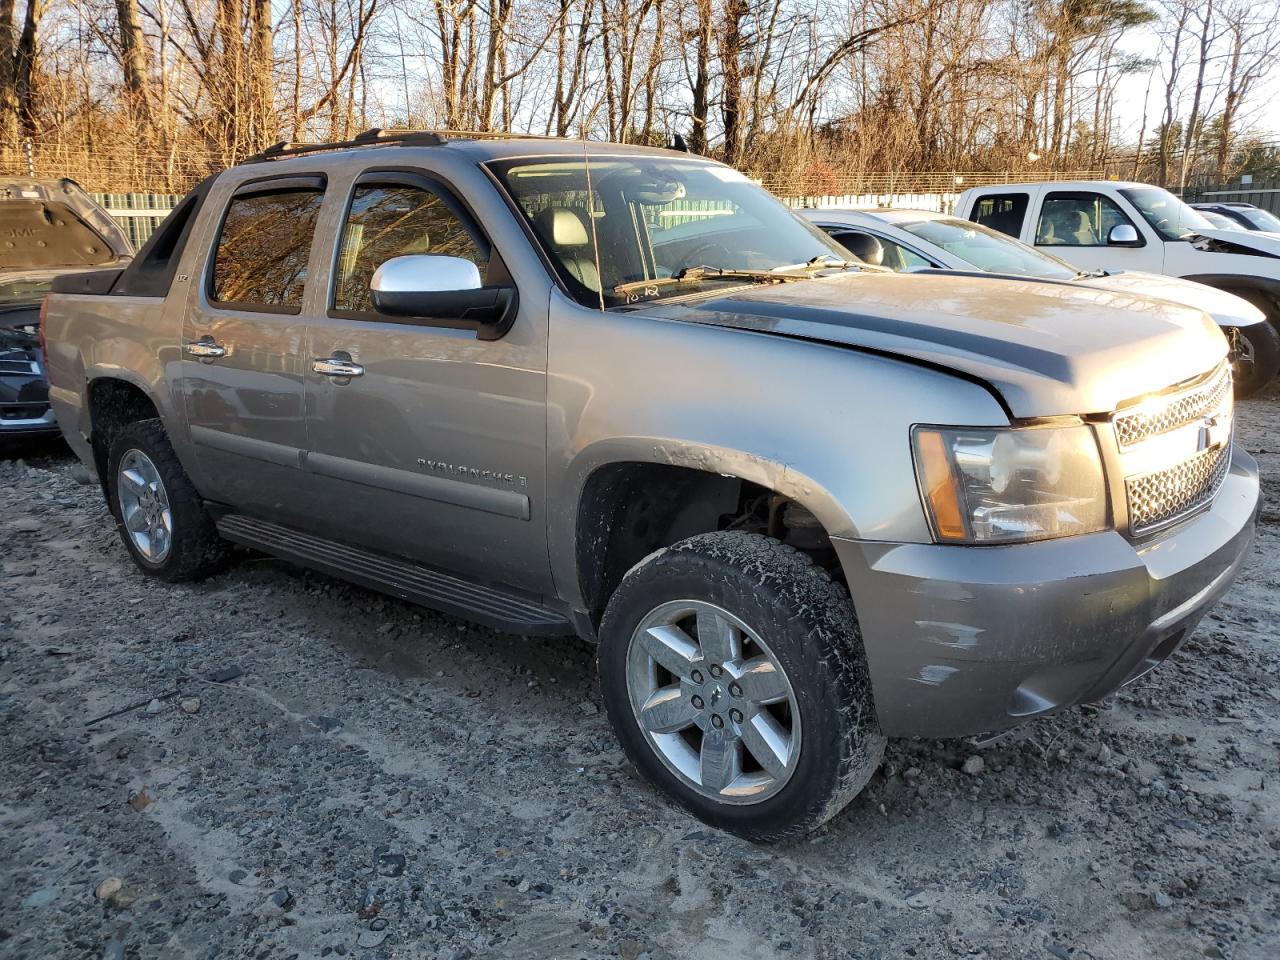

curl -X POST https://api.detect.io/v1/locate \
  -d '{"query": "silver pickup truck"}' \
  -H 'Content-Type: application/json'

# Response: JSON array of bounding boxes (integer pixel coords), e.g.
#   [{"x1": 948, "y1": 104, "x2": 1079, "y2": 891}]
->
[{"x1": 42, "y1": 132, "x2": 1260, "y2": 840}]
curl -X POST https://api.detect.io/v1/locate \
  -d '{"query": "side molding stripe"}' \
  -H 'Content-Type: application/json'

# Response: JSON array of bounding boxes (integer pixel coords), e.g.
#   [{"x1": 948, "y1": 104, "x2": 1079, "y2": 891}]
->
[
  {"x1": 306, "y1": 451, "x2": 531, "y2": 521},
  {"x1": 189, "y1": 425, "x2": 304, "y2": 468}
]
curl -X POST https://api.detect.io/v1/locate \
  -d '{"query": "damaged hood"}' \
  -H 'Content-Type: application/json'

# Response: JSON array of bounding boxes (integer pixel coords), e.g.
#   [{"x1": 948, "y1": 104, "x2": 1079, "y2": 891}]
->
[
  {"x1": 632, "y1": 271, "x2": 1227, "y2": 418},
  {"x1": 1190, "y1": 228, "x2": 1280, "y2": 258}
]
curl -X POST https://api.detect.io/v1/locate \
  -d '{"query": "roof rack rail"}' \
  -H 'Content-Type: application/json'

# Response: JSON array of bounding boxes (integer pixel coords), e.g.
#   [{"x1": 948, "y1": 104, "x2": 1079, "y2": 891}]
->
[{"x1": 243, "y1": 127, "x2": 563, "y2": 164}]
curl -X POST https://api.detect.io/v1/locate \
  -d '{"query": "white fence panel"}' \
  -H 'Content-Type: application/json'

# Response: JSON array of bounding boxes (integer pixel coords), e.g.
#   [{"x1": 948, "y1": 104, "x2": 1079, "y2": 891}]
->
[{"x1": 782, "y1": 192, "x2": 960, "y2": 213}]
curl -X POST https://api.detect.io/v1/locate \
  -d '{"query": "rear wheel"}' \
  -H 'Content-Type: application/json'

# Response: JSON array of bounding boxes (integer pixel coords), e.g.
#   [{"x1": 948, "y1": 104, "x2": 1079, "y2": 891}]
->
[
  {"x1": 106, "y1": 419, "x2": 231, "y2": 582},
  {"x1": 597, "y1": 531, "x2": 885, "y2": 841}
]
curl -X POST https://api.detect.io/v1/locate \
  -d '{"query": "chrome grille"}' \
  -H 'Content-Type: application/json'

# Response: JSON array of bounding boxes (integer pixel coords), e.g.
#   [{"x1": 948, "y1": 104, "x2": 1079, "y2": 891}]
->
[
  {"x1": 0, "y1": 358, "x2": 39, "y2": 375},
  {"x1": 1126, "y1": 441, "x2": 1231, "y2": 535},
  {"x1": 1114, "y1": 363, "x2": 1231, "y2": 448}
]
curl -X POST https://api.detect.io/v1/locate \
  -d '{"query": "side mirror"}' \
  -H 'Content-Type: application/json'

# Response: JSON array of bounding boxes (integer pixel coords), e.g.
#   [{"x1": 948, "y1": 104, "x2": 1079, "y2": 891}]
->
[
  {"x1": 1107, "y1": 224, "x2": 1141, "y2": 246},
  {"x1": 369, "y1": 255, "x2": 518, "y2": 341}
]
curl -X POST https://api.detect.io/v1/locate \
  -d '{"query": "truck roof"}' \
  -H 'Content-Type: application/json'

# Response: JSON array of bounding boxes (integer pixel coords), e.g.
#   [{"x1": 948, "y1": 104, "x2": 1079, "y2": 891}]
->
[
  {"x1": 961, "y1": 180, "x2": 1148, "y2": 192},
  {"x1": 238, "y1": 129, "x2": 700, "y2": 168}
]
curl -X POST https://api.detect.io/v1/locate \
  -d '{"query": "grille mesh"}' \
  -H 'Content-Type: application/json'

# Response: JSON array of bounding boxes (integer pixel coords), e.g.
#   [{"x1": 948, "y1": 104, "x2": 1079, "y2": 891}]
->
[
  {"x1": 1126, "y1": 442, "x2": 1231, "y2": 535},
  {"x1": 1114, "y1": 365, "x2": 1232, "y2": 448}
]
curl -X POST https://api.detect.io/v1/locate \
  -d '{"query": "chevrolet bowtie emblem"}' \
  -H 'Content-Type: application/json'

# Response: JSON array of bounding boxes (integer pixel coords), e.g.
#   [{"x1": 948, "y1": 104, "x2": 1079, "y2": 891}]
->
[{"x1": 1197, "y1": 415, "x2": 1226, "y2": 452}]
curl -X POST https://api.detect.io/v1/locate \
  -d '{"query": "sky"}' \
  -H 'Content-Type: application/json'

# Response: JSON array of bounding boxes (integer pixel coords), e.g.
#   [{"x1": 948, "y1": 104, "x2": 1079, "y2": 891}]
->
[{"x1": 1110, "y1": 21, "x2": 1280, "y2": 148}]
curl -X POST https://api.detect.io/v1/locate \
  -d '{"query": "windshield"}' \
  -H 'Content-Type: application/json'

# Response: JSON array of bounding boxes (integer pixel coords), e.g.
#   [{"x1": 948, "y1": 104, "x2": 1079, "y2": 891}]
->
[
  {"x1": 1234, "y1": 206, "x2": 1280, "y2": 231},
  {"x1": 0, "y1": 275, "x2": 54, "y2": 305},
  {"x1": 1119, "y1": 187, "x2": 1215, "y2": 241},
  {"x1": 487, "y1": 156, "x2": 853, "y2": 306},
  {"x1": 897, "y1": 217, "x2": 1077, "y2": 279}
]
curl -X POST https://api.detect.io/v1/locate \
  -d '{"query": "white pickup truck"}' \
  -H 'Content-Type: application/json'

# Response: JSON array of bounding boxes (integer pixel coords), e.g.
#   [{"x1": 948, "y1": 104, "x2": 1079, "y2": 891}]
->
[{"x1": 954, "y1": 180, "x2": 1280, "y2": 335}]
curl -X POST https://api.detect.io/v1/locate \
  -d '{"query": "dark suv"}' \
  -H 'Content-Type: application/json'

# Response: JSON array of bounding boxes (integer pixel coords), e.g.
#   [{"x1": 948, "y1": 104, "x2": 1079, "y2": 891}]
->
[{"x1": 0, "y1": 179, "x2": 132, "y2": 442}]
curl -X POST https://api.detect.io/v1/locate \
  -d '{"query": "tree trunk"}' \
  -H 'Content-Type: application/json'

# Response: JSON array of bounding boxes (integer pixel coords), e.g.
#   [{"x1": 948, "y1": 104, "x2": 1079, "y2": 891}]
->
[
  {"x1": 15, "y1": 0, "x2": 42, "y2": 137},
  {"x1": 687, "y1": 0, "x2": 711, "y2": 153},
  {"x1": 0, "y1": 0, "x2": 19, "y2": 146},
  {"x1": 720, "y1": 0, "x2": 747, "y2": 166},
  {"x1": 249, "y1": 0, "x2": 274, "y2": 149},
  {"x1": 115, "y1": 0, "x2": 149, "y2": 107}
]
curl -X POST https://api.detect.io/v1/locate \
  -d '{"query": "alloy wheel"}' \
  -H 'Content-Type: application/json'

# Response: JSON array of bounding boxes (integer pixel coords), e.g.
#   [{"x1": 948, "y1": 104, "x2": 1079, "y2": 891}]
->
[
  {"x1": 117, "y1": 449, "x2": 173, "y2": 564},
  {"x1": 625, "y1": 599, "x2": 802, "y2": 804}
]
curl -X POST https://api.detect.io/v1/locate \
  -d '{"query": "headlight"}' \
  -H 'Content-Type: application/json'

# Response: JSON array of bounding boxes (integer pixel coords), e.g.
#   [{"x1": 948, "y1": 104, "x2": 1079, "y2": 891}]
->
[{"x1": 912, "y1": 423, "x2": 1108, "y2": 544}]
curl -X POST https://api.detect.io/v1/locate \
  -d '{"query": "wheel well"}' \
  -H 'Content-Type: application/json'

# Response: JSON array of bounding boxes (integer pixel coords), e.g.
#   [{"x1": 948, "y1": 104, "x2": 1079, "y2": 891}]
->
[
  {"x1": 575, "y1": 462, "x2": 835, "y2": 627},
  {"x1": 87, "y1": 379, "x2": 159, "y2": 484}
]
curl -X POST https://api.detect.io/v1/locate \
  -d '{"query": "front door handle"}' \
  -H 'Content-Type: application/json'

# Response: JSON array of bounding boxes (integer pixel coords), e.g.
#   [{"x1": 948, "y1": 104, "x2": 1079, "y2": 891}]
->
[
  {"x1": 313, "y1": 357, "x2": 365, "y2": 378},
  {"x1": 185, "y1": 338, "x2": 226, "y2": 359}
]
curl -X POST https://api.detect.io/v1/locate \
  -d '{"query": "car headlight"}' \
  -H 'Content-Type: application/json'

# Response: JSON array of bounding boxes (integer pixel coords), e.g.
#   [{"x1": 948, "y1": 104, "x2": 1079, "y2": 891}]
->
[{"x1": 912, "y1": 423, "x2": 1108, "y2": 544}]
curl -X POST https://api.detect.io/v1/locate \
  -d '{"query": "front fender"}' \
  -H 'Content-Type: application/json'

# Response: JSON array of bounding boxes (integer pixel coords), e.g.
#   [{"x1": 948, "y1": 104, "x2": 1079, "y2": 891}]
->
[
  {"x1": 1178, "y1": 274, "x2": 1280, "y2": 320},
  {"x1": 545, "y1": 298, "x2": 1011, "y2": 610}
]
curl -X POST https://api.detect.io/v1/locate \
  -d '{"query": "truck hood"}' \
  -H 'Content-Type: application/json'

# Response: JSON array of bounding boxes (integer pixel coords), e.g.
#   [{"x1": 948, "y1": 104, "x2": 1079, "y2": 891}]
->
[
  {"x1": 0, "y1": 179, "x2": 133, "y2": 271},
  {"x1": 1075, "y1": 270, "x2": 1266, "y2": 327},
  {"x1": 1191, "y1": 228, "x2": 1280, "y2": 258},
  {"x1": 632, "y1": 271, "x2": 1226, "y2": 418}
]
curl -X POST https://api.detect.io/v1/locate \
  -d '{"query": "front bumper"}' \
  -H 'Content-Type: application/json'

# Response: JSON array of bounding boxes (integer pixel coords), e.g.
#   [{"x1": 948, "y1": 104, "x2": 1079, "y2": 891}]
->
[
  {"x1": 1, "y1": 352, "x2": 58, "y2": 438},
  {"x1": 836, "y1": 446, "x2": 1260, "y2": 739}
]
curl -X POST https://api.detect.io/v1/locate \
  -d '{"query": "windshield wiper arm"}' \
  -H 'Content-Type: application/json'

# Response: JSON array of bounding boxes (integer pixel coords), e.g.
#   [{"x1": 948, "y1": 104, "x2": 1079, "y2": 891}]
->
[
  {"x1": 613, "y1": 265, "x2": 810, "y2": 297},
  {"x1": 803, "y1": 254, "x2": 891, "y2": 274}
]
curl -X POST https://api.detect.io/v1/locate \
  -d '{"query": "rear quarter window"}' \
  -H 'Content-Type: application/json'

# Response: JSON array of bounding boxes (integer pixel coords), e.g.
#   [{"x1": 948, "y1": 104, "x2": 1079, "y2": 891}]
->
[
  {"x1": 969, "y1": 193, "x2": 1028, "y2": 238},
  {"x1": 211, "y1": 187, "x2": 324, "y2": 309}
]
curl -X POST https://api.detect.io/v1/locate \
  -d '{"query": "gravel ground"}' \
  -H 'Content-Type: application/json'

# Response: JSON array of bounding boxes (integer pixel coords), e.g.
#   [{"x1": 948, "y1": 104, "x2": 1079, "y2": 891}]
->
[{"x1": 2, "y1": 387, "x2": 1278, "y2": 960}]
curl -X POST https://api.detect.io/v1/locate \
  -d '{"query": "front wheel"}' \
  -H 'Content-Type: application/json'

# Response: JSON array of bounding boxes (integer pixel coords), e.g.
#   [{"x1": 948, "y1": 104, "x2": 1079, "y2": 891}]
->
[
  {"x1": 597, "y1": 531, "x2": 885, "y2": 841},
  {"x1": 1227, "y1": 322, "x2": 1280, "y2": 398}
]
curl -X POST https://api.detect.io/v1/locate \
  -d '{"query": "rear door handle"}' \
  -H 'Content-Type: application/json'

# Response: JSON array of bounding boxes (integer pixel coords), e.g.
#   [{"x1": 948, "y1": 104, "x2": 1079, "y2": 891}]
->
[
  {"x1": 185, "y1": 338, "x2": 226, "y2": 359},
  {"x1": 312, "y1": 357, "x2": 365, "y2": 378}
]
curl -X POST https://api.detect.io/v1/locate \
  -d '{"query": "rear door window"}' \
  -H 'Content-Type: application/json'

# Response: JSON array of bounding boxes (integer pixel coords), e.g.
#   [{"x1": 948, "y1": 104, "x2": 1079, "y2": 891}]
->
[
  {"x1": 210, "y1": 184, "x2": 325, "y2": 310},
  {"x1": 1036, "y1": 192, "x2": 1136, "y2": 247},
  {"x1": 969, "y1": 193, "x2": 1028, "y2": 238}
]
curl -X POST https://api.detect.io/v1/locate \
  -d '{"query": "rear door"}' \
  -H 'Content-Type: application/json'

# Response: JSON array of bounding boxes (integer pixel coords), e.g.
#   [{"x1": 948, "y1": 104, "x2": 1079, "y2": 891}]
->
[
  {"x1": 179, "y1": 175, "x2": 326, "y2": 525},
  {"x1": 302, "y1": 167, "x2": 552, "y2": 593}
]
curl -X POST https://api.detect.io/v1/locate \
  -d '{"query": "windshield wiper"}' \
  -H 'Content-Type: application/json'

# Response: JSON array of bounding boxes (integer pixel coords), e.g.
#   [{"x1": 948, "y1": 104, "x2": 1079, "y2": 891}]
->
[
  {"x1": 803, "y1": 254, "x2": 891, "y2": 274},
  {"x1": 614, "y1": 265, "x2": 811, "y2": 297}
]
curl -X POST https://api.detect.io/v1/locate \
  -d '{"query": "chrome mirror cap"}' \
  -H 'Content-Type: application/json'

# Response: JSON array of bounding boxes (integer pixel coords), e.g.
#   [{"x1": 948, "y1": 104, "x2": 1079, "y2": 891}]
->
[
  {"x1": 371, "y1": 255, "x2": 483, "y2": 294},
  {"x1": 1108, "y1": 224, "x2": 1139, "y2": 245}
]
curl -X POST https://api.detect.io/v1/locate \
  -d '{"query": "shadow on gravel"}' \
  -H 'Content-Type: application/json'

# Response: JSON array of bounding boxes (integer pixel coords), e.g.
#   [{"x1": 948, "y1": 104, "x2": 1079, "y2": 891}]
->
[{"x1": 0, "y1": 434, "x2": 73, "y2": 465}]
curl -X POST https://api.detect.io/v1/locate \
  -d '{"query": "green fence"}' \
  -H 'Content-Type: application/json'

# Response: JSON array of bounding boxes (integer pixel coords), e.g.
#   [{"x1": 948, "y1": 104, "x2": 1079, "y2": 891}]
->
[
  {"x1": 91, "y1": 192, "x2": 182, "y2": 248},
  {"x1": 1181, "y1": 180, "x2": 1280, "y2": 216}
]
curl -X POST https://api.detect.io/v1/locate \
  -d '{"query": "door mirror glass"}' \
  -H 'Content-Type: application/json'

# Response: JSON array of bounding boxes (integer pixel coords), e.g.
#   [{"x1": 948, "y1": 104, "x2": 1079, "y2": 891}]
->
[
  {"x1": 371, "y1": 254, "x2": 483, "y2": 295},
  {"x1": 1107, "y1": 223, "x2": 1140, "y2": 246}
]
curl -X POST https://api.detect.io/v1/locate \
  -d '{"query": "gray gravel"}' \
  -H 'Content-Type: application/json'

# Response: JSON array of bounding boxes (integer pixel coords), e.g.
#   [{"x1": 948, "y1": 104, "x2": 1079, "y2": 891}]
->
[{"x1": 2, "y1": 387, "x2": 1279, "y2": 960}]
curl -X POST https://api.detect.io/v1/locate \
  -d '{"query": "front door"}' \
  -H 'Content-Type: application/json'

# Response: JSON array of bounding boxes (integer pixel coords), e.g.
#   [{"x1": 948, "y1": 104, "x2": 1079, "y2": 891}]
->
[
  {"x1": 1032, "y1": 190, "x2": 1162, "y2": 274},
  {"x1": 179, "y1": 175, "x2": 326, "y2": 526},
  {"x1": 303, "y1": 170, "x2": 552, "y2": 594}
]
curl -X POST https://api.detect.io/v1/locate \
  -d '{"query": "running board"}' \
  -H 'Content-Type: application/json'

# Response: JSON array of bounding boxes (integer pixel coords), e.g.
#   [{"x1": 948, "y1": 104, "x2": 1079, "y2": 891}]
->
[{"x1": 215, "y1": 514, "x2": 573, "y2": 636}]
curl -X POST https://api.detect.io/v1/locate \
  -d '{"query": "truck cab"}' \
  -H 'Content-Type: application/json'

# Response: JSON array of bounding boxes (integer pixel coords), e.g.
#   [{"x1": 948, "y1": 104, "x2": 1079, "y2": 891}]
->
[{"x1": 954, "y1": 181, "x2": 1280, "y2": 331}]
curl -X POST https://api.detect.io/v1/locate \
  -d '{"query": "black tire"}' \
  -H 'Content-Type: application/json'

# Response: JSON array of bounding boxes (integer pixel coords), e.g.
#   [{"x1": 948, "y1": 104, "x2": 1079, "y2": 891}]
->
[
  {"x1": 597, "y1": 531, "x2": 885, "y2": 841},
  {"x1": 1227, "y1": 321, "x2": 1280, "y2": 398},
  {"x1": 106, "y1": 419, "x2": 231, "y2": 582}
]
